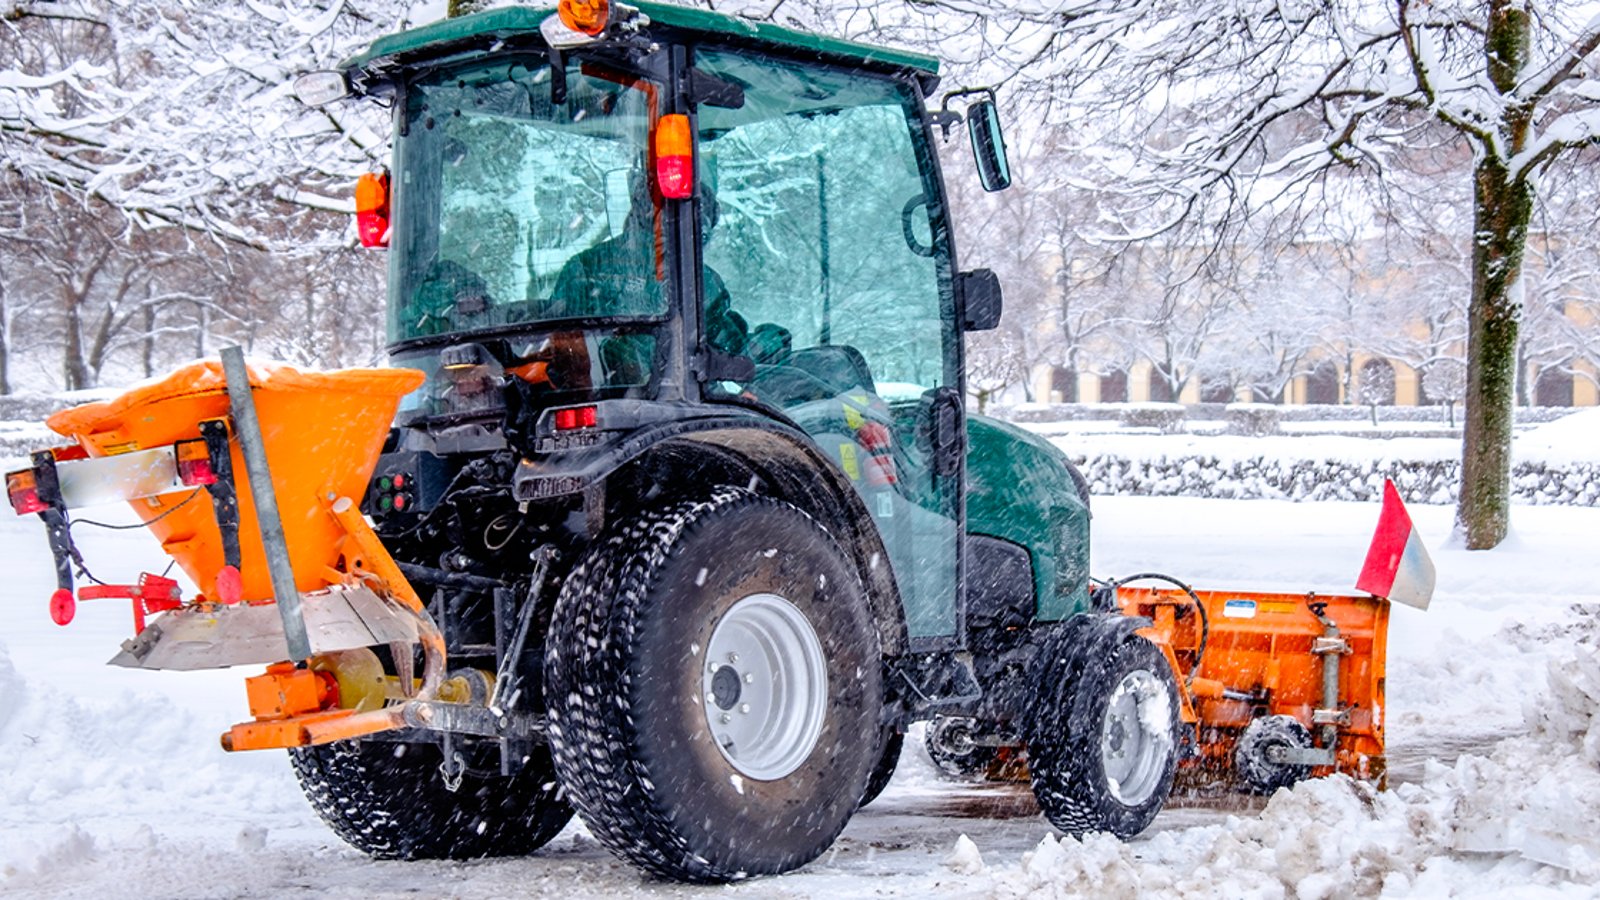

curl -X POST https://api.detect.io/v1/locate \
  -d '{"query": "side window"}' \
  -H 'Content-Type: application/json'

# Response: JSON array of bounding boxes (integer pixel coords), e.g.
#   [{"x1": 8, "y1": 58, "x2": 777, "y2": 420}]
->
[
  {"x1": 696, "y1": 49, "x2": 960, "y2": 640},
  {"x1": 697, "y1": 51, "x2": 952, "y2": 407}
]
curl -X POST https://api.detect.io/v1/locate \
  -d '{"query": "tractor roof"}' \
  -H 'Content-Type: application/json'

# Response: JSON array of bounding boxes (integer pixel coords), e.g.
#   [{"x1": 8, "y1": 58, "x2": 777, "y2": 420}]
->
[{"x1": 345, "y1": 3, "x2": 940, "y2": 82}]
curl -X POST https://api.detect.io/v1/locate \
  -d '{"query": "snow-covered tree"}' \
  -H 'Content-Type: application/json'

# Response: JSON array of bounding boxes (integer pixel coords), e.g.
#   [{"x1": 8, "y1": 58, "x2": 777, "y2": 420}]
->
[
  {"x1": 828, "y1": 0, "x2": 1600, "y2": 550},
  {"x1": 1424, "y1": 358, "x2": 1468, "y2": 426},
  {"x1": 0, "y1": 1, "x2": 423, "y2": 386}
]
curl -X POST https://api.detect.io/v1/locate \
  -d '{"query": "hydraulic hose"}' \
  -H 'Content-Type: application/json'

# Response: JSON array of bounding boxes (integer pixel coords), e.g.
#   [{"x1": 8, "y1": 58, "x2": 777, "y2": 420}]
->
[{"x1": 1110, "y1": 572, "x2": 1209, "y2": 686}]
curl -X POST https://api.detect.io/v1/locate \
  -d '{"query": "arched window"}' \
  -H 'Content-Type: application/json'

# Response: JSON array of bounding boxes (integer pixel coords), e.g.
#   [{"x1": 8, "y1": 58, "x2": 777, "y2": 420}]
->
[
  {"x1": 1535, "y1": 367, "x2": 1573, "y2": 407},
  {"x1": 1099, "y1": 369, "x2": 1129, "y2": 403},
  {"x1": 1304, "y1": 361, "x2": 1339, "y2": 405}
]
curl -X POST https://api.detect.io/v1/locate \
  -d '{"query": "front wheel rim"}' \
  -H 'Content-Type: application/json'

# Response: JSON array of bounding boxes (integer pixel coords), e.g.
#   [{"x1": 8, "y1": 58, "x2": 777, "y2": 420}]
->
[
  {"x1": 701, "y1": 592, "x2": 829, "y2": 781},
  {"x1": 1099, "y1": 669, "x2": 1170, "y2": 806}
]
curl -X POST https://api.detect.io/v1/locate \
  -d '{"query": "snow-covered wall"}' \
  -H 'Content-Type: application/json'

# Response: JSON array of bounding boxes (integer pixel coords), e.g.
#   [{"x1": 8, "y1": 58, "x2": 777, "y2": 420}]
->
[
  {"x1": 1042, "y1": 408, "x2": 1600, "y2": 506},
  {"x1": 1063, "y1": 453, "x2": 1600, "y2": 506}
]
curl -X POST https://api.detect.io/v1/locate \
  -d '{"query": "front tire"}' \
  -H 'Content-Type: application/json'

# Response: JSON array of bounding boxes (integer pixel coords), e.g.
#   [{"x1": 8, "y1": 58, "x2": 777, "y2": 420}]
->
[
  {"x1": 1027, "y1": 631, "x2": 1180, "y2": 839},
  {"x1": 923, "y1": 715, "x2": 999, "y2": 779},
  {"x1": 1234, "y1": 715, "x2": 1313, "y2": 794},
  {"x1": 544, "y1": 488, "x2": 882, "y2": 882}
]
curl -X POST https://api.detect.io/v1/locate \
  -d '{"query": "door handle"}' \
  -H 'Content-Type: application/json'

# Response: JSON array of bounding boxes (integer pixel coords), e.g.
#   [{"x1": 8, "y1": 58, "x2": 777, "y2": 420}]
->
[{"x1": 929, "y1": 386, "x2": 963, "y2": 477}]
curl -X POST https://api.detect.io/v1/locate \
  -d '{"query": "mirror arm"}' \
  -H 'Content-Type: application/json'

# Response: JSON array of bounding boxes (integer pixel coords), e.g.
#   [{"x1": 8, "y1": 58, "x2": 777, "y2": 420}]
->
[
  {"x1": 928, "y1": 109, "x2": 963, "y2": 139},
  {"x1": 939, "y1": 86, "x2": 998, "y2": 112}
]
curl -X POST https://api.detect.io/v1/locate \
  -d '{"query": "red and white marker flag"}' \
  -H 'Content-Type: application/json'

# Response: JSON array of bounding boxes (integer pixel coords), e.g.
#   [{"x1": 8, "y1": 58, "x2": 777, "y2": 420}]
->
[{"x1": 1356, "y1": 480, "x2": 1435, "y2": 610}]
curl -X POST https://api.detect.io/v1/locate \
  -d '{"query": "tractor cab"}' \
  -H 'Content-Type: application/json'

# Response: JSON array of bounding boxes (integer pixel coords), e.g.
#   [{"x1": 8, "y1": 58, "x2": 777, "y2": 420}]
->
[{"x1": 319, "y1": 1, "x2": 1014, "y2": 643}]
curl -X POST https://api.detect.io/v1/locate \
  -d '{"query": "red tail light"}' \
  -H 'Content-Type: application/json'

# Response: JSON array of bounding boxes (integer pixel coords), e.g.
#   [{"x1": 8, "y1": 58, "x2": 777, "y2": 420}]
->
[
  {"x1": 654, "y1": 114, "x2": 693, "y2": 200},
  {"x1": 7, "y1": 470, "x2": 46, "y2": 515},
  {"x1": 174, "y1": 439, "x2": 218, "y2": 486},
  {"x1": 355, "y1": 171, "x2": 391, "y2": 248},
  {"x1": 554, "y1": 405, "x2": 599, "y2": 431}
]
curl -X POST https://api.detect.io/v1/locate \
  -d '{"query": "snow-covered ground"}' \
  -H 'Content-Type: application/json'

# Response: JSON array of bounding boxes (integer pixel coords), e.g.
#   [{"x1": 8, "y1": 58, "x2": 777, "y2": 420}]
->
[{"x1": 2, "y1": 494, "x2": 1598, "y2": 898}]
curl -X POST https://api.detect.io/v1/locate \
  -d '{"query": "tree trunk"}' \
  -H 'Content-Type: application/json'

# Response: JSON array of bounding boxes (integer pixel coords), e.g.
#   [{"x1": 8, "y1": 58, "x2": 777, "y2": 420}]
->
[
  {"x1": 1457, "y1": 4, "x2": 1533, "y2": 550},
  {"x1": 0, "y1": 268, "x2": 10, "y2": 395},
  {"x1": 63, "y1": 289, "x2": 92, "y2": 391},
  {"x1": 142, "y1": 304, "x2": 156, "y2": 378},
  {"x1": 1457, "y1": 158, "x2": 1528, "y2": 549}
]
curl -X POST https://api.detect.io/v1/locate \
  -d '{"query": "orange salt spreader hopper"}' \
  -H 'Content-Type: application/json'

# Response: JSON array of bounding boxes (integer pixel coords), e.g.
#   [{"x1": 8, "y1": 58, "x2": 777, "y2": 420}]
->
[
  {"x1": 46, "y1": 357, "x2": 422, "y2": 607},
  {"x1": 17, "y1": 349, "x2": 431, "y2": 669},
  {"x1": 9, "y1": 349, "x2": 451, "y2": 750}
]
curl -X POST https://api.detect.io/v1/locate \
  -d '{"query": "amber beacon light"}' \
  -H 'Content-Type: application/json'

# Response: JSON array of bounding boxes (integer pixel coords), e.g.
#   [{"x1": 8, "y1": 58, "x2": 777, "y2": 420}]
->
[{"x1": 559, "y1": 0, "x2": 611, "y2": 36}]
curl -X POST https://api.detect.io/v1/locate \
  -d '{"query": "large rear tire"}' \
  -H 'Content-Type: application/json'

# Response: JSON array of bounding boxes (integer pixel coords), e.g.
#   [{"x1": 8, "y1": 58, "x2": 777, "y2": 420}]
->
[
  {"x1": 289, "y1": 738, "x2": 572, "y2": 860},
  {"x1": 1026, "y1": 631, "x2": 1179, "y2": 839},
  {"x1": 544, "y1": 488, "x2": 882, "y2": 882}
]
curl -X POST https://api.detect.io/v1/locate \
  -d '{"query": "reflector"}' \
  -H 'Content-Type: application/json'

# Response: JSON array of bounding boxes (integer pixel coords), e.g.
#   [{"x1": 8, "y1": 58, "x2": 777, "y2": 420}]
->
[
  {"x1": 655, "y1": 114, "x2": 694, "y2": 199},
  {"x1": 354, "y1": 172, "x2": 391, "y2": 248},
  {"x1": 6, "y1": 470, "x2": 46, "y2": 516},
  {"x1": 175, "y1": 439, "x2": 218, "y2": 486}
]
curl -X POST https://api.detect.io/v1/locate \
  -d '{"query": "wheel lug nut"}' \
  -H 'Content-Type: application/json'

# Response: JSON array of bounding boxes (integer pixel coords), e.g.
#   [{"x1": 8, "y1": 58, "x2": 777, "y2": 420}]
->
[
  {"x1": 720, "y1": 713, "x2": 731, "y2": 724},
  {"x1": 744, "y1": 673, "x2": 754, "y2": 683},
  {"x1": 728, "y1": 652, "x2": 740, "y2": 663},
  {"x1": 739, "y1": 703, "x2": 750, "y2": 714},
  {"x1": 709, "y1": 662, "x2": 719, "y2": 672}
]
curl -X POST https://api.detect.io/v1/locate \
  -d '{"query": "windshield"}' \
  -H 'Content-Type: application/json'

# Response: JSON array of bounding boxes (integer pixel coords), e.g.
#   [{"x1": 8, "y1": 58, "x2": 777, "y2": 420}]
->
[{"x1": 390, "y1": 55, "x2": 669, "y2": 344}]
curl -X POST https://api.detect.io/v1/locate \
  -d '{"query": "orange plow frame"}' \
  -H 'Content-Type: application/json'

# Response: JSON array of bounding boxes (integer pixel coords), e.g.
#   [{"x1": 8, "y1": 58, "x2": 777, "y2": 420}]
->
[{"x1": 1120, "y1": 586, "x2": 1389, "y2": 786}]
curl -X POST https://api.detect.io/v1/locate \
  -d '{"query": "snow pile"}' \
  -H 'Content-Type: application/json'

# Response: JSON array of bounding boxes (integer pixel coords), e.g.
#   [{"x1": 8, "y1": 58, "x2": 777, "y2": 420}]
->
[
  {"x1": 988, "y1": 778, "x2": 1435, "y2": 899},
  {"x1": 0, "y1": 646, "x2": 19, "y2": 735},
  {"x1": 987, "y1": 757, "x2": 1600, "y2": 899},
  {"x1": 0, "y1": 641, "x2": 308, "y2": 888},
  {"x1": 1526, "y1": 611, "x2": 1600, "y2": 765},
  {"x1": 945, "y1": 833, "x2": 985, "y2": 874}
]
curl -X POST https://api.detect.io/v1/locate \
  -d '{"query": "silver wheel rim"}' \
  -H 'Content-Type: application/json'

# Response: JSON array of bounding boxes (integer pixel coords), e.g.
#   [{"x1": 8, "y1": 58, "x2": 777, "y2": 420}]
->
[
  {"x1": 1099, "y1": 669, "x2": 1169, "y2": 806},
  {"x1": 701, "y1": 592, "x2": 829, "y2": 781}
]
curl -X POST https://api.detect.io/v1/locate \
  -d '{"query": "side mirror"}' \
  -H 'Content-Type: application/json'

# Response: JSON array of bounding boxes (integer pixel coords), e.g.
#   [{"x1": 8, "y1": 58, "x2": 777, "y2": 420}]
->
[
  {"x1": 967, "y1": 99, "x2": 1011, "y2": 192},
  {"x1": 958, "y1": 269, "x2": 1003, "y2": 332}
]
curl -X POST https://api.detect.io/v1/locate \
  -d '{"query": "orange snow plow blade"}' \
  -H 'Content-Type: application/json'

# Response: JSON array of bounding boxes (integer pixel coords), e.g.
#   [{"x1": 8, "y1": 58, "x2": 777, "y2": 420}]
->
[{"x1": 1118, "y1": 587, "x2": 1389, "y2": 785}]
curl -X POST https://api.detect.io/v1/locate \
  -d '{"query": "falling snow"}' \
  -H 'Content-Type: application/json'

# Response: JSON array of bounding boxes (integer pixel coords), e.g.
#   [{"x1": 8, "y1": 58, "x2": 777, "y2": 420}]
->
[{"x1": 1, "y1": 487, "x2": 1596, "y2": 896}]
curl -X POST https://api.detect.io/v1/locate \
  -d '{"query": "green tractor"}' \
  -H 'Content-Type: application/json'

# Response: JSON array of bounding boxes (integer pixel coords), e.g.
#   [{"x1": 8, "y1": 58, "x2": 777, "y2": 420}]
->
[
  {"x1": 287, "y1": 0, "x2": 1164, "y2": 881},
  {"x1": 8, "y1": 4, "x2": 1413, "y2": 879}
]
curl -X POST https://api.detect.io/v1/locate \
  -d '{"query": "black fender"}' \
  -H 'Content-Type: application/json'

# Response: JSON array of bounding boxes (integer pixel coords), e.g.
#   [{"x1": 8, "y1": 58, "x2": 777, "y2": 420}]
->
[{"x1": 514, "y1": 407, "x2": 908, "y2": 656}]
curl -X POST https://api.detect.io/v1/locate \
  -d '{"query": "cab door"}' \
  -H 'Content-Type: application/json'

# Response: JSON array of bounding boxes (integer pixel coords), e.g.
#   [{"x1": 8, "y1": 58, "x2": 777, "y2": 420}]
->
[{"x1": 692, "y1": 47, "x2": 963, "y2": 642}]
